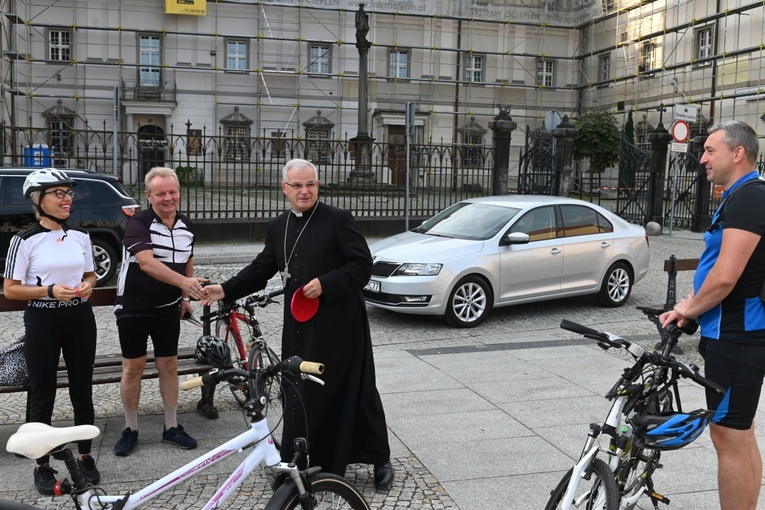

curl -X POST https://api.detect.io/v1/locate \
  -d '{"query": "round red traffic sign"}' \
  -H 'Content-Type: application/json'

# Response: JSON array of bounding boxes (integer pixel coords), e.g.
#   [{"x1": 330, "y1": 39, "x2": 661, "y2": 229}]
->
[{"x1": 671, "y1": 120, "x2": 690, "y2": 143}]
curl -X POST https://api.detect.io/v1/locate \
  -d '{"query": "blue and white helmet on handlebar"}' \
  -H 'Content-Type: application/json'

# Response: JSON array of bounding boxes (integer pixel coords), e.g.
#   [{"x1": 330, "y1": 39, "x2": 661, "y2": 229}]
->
[{"x1": 630, "y1": 408, "x2": 714, "y2": 450}]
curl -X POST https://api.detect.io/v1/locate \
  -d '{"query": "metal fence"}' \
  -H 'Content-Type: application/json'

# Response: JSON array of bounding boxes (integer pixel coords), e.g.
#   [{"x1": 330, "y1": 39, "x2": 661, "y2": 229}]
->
[{"x1": 0, "y1": 125, "x2": 496, "y2": 221}]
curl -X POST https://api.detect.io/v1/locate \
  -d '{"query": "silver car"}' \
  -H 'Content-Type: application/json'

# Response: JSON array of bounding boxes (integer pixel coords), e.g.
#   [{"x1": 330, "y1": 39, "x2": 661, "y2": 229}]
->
[{"x1": 363, "y1": 195, "x2": 650, "y2": 328}]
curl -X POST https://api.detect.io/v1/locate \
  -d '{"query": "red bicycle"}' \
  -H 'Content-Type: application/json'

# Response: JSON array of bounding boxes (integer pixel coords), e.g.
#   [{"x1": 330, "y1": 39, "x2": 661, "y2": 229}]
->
[{"x1": 196, "y1": 288, "x2": 284, "y2": 410}]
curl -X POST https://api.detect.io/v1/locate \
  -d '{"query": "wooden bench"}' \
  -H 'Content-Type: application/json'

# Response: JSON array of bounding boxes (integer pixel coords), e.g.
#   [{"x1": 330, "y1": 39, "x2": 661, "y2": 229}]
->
[
  {"x1": 0, "y1": 287, "x2": 214, "y2": 394},
  {"x1": 636, "y1": 255, "x2": 700, "y2": 352}
]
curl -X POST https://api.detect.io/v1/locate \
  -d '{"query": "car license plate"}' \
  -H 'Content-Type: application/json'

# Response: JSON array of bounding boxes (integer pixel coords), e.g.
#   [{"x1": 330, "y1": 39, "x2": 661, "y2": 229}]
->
[{"x1": 364, "y1": 279, "x2": 380, "y2": 293}]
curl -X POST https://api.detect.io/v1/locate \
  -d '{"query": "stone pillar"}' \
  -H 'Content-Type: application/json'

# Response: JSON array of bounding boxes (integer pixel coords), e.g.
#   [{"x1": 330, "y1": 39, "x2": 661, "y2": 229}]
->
[
  {"x1": 488, "y1": 105, "x2": 517, "y2": 195},
  {"x1": 647, "y1": 122, "x2": 673, "y2": 226},
  {"x1": 348, "y1": 4, "x2": 375, "y2": 185},
  {"x1": 691, "y1": 132, "x2": 711, "y2": 232},
  {"x1": 552, "y1": 115, "x2": 579, "y2": 196}
]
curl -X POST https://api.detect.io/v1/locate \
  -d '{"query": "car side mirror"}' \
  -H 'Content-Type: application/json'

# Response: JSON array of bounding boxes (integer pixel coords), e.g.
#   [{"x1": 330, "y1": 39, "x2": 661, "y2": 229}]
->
[{"x1": 504, "y1": 232, "x2": 530, "y2": 245}]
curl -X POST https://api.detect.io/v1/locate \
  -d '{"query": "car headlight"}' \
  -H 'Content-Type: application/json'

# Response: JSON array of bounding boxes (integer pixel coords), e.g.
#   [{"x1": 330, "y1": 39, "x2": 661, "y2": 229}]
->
[{"x1": 394, "y1": 263, "x2": 442, "y2": 276}]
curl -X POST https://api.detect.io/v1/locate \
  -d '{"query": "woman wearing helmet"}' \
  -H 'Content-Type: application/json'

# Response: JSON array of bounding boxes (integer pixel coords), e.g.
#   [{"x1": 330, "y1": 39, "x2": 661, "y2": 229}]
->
[{"x1": 2, "y1": 168, "x2": 100, "y2": 494}]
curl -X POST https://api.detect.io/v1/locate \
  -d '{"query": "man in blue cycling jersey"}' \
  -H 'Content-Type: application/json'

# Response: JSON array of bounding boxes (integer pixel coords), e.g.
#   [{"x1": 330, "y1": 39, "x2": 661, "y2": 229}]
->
[{"x1": 661, "y1": 120, "x2": 765, "y2": 510}]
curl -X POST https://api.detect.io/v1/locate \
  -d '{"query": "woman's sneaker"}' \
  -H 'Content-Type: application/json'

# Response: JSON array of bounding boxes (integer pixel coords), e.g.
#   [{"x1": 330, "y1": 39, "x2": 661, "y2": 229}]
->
[
  {"x1": 77, "y1": 455, "x2": 101, "y2": 485},
  {"x1": 162, "y1": 424, "x2": 197, "y2": 450},
  {"x1": 33, "y1": 463, "x2": 58, "y2": 495}
]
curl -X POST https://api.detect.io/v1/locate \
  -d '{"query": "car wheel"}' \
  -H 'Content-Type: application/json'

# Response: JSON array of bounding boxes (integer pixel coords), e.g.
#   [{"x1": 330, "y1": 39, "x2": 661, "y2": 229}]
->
[
  {"x1": 597, "y1": 261, "x2": 632, "y2": 307},
  {"x1": 444, "y1": 275, "x2": 493, "y2": 328},
  {"x1": 91, "y1": 238, "x2": 118, "y2": 287}
]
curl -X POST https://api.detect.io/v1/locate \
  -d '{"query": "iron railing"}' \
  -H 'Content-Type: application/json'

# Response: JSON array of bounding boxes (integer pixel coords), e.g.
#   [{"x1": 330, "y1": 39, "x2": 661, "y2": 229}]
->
[{"x1": 0, "y1": 125, "x2": 496, "y2": 221}]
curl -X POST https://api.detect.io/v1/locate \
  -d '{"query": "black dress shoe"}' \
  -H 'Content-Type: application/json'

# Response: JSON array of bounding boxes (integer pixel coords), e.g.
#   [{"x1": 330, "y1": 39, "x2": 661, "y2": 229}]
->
[{"x1": 374, "y1": 462, "x2": 394, "y2": 490}]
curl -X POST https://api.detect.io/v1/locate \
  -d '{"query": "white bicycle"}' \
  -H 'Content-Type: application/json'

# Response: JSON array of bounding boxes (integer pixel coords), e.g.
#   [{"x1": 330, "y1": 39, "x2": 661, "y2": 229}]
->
[
  {"x1": 546, "y1": 319, "x2": 727, "y2": 510},
  {"x1": 3, "y1": 357, "x2": 370, "y2": 510}
]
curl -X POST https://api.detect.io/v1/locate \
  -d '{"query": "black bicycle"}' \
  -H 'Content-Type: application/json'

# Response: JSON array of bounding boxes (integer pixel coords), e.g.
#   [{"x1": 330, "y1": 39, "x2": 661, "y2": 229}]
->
[{"x1": 545, "y1": 319, "x2": 727, "y2": 510}]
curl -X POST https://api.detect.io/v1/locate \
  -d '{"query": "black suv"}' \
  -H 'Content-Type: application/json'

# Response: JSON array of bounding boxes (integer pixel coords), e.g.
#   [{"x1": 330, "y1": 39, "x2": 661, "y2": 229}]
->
[{"x1": 1, "y1": 168, "x2": 139, "y2": 286}]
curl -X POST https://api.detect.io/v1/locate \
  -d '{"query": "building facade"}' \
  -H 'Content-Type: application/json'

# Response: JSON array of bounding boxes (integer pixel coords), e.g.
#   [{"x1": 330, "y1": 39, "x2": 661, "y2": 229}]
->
[{"x1": 1, "y1": 0, "x2": 764, "y2": 186}]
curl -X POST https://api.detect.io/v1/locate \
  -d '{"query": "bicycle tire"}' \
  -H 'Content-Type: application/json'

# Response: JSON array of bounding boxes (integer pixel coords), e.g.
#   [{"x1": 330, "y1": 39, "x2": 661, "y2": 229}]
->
[
  {"x1": 247, "y1": 340, "x2": 283, "y2": 416},
  {"x1": 545, "y1": 458, "x2": 619, "y2": 510},
  {"x1": 264, "y1": 472, "x2": 370, "y2": 510},
  {"x1": 216, "y1": 314, "x2": 251, "y2": 407},
  {"x1": 617, "y1": 447, "x2": 661, "y2": 510}
]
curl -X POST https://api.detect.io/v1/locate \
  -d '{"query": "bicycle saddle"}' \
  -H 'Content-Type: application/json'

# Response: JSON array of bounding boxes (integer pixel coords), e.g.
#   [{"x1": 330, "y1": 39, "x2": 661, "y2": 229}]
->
[{"x1": 6, "y1": 422, "x2": 100, "y2": 459}]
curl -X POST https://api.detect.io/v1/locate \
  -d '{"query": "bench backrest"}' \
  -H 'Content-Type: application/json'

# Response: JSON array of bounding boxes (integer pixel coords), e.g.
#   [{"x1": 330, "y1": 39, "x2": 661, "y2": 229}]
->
[{"x1": 663, "y1": 255, "x2": 699, "y2": 311}]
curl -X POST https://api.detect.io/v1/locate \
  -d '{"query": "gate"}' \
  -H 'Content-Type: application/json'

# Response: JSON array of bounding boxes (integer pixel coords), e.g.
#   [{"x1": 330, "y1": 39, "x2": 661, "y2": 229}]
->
[
  {"x1": 664, "y1": 150, "x2": 702, "y2": 230},
  {"x1": 517, "y1": 126, "x2": 556, "y2": 195},
  {"x1": 614, "y1": 137, "x2": 651, "y2": 225}
]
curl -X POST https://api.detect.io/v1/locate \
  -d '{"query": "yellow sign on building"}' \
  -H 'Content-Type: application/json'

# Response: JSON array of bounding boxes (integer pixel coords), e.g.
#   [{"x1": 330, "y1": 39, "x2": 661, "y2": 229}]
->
[{"x1": 166, "y1": 0, "x2": 206, "y2": 16}]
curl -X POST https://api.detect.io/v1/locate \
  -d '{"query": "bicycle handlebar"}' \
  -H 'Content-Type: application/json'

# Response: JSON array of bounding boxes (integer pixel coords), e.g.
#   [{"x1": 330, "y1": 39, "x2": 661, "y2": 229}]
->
[
  {"x1": 199, "y1": 288, "x2": 285, "y2": 323},
  {"x1": 180, "y1": 356, "x2": 324, "y2": 390},
  {"x1": 560, "y1": 318, "x2": 726, "y2": 395}
]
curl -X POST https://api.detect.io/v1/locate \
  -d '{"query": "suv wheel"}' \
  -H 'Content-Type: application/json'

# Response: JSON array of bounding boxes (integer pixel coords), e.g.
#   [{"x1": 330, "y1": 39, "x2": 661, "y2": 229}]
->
[{"x1": 91, "y1": 238, "x2": 118, "y2": 286}]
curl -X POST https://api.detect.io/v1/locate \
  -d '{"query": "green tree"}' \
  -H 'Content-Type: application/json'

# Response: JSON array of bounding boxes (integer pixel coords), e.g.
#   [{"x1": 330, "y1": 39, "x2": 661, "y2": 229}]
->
[
  {"x1": 573, "y1": 110, "x2": 621, "y2": 172},
  {"x1": 624, "y1": 110, "x2": 635, "y2": 146}
]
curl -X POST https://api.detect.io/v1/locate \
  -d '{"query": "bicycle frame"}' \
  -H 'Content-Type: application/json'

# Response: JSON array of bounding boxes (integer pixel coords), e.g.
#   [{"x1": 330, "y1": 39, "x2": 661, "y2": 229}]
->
[
  {"x1": 217, "y1": 308, "x2": 251, "y2": 369},
  {"x1": 560, "y1": 394, "x2": 629, "y2": 510},
  {"x1": 67, "y1": 417, "x2": 300, "y2": 510}
]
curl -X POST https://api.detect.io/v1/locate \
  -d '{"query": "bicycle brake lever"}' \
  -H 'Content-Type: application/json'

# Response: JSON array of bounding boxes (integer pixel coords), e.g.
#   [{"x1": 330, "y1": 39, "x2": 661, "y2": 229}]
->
[{"x1": 302, "y1": 374, "x2": 325, "y2": 386}]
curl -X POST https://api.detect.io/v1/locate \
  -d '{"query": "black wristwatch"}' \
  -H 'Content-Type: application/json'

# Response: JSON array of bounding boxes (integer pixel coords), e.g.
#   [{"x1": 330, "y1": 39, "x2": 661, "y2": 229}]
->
[{"x1": 47, "y1": 284, "x2": 55, "y2": 299}]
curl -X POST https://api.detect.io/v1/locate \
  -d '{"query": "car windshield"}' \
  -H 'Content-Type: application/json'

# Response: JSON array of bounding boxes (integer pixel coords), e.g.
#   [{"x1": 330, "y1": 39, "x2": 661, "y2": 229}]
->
[{"x1": 415, "y1": 202, "x2": 521, "y2": 240}]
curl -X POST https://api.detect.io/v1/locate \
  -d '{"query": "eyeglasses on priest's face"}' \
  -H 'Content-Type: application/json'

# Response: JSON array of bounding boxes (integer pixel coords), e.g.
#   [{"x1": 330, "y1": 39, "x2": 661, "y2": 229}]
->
[
  {"x1": 283, "y1": 181, "x2": 318, "y2": 191},
  {"x1": 44, "y1": 189, "x2": 75, "y2": 199}
]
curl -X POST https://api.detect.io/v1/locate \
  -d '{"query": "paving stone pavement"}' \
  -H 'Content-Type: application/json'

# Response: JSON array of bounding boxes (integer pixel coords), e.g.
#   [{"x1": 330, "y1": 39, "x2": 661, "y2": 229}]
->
[{"x1": 1, "y1": 229, "x2": 762, "y2": 509}]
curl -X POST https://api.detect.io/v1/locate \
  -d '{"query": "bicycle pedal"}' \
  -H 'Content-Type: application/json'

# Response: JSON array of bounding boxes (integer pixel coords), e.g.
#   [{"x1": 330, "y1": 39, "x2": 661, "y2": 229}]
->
[{"x1": 647, "y1": 490, "x2": 670, "y2": 505}]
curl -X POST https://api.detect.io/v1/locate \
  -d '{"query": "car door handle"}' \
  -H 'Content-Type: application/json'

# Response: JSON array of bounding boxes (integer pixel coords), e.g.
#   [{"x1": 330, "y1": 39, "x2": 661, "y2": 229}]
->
[
  {"x1": 600, "y1": 242, "x2": 610, "y2": 249},
  {"x1": 550, "y1": 248, "x2": 561, "y2": 255}
]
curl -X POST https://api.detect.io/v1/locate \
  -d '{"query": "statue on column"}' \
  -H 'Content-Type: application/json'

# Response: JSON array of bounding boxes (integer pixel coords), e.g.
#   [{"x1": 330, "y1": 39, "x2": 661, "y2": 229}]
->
[{"x1": 356, "y1": 4, "x2": 369, "y2": 44}]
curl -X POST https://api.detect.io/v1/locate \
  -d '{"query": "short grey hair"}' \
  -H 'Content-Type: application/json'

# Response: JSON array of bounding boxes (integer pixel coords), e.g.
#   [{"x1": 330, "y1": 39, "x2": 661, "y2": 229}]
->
[
  {"x1": 145, "y1": 166, "x2": 179, "y2": 193},
  {"x1": 282, "y1": 159, "x2": 318, "y2": 182},
  {"x1": 708, "y1": 120, "x2": 759, "y2": 164}
]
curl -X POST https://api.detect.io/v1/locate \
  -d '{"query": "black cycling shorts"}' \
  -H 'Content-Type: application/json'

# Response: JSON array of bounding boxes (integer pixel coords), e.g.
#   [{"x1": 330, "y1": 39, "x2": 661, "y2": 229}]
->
[
  {"x1": 117, "y1": 312, "x2": 180, "y2": 359},
  {"x1": 703, "y1": 338, "x2": 765, "y2": 430}
]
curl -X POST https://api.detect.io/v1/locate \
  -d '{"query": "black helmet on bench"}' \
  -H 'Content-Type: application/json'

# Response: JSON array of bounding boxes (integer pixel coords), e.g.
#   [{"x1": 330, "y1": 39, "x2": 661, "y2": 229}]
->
[{"x1": 195, "y1": 335, "x2": 231, "y2": 367}]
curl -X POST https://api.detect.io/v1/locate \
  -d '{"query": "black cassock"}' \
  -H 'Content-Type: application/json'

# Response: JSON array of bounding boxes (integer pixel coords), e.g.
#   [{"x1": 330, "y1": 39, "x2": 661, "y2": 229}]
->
[{"x1": 220, "y1": 202, "x2": 390, "y2": 475}]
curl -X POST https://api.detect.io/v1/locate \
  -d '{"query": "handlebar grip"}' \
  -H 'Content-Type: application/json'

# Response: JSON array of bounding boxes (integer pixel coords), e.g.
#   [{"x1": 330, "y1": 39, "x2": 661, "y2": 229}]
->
[
  {"x1": 180, "y1": 377, "x2": 204, "y2": 390},
  {"x1": 560, "y1": 319, "x2": 601, "y2": 337},
  {"x1": 300, "y1": 361, "x2": 324, "y2": 375},
  {"x1": 269, "y1": 288, "x2": 286, "y2": 299}
]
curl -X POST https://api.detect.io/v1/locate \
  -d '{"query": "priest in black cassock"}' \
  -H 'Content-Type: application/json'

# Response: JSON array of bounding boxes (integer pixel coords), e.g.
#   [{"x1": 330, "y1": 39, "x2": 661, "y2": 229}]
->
[{"x1": 201, "y1": 158, "x2": 394, "y2": 490}]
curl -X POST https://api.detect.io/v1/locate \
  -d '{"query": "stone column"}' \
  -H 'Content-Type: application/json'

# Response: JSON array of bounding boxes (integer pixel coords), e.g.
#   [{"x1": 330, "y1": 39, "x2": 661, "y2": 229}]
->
[
  {"x1": 552, "y1": 115, "x2": 579, "y2": 196},
  {"x1": 348, "y1": 4, "x2": 375, "y2": 185},
  {"x1": 647, "y1": 122, "x2": 673, "y2": 226},
  {"x1": 488, "y1": 105, "x2": 517, "y2": 195}
]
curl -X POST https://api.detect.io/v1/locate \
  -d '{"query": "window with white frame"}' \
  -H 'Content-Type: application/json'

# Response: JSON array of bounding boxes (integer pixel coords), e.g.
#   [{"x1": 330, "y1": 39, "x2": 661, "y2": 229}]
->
[
  {"x1": 464, "y1": 54, "x2": 484, "y2": 83},
  {"x1": 599, "y1": 54, "x2": 610, "y2": 82},
  {"x1": 139, "y1": 34, "x2": 161, "y2": 87},
  {"x1": 639, "y1": 41, "x2": 657, "y2": 73},
  {"x1": 226, "y1": 39, "x2": 248, "y2": 71},
  {"x1": 462, "y1": 134, "x2": 484, "y2": 167},
  {"x1": 542, "y1": 1, "x2": 555, "y2": 13},
  {"x1": 694, "y1": 26, "x2": 713, "y2": 66},
  {"x1": 49, "y1": 30, "x2": 71, "y2": 61},
  {"x1": 537, "y1": 59, "x2": 554, "y2": 87},
  {"x1": 602, "y1": 0, "x2": 615, "y2": 11},
  {"x1": 309, "y1": 44, "x2": 331, "y2": 74},
  {"x1": 389, "y1": 49, "x2": 409, "y2": 79}
]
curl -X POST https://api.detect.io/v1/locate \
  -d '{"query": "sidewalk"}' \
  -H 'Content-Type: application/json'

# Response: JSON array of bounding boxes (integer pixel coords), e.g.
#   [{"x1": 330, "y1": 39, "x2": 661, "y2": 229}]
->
[{"x1": 0, "y1": 229, "x2": 763, "y2": 509}]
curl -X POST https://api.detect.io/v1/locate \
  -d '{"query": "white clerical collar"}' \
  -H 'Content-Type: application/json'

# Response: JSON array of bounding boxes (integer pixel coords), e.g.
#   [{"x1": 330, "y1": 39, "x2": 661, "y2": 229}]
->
[{"x1": 290, "y1": 208, "x2": 304, "y2": 218}]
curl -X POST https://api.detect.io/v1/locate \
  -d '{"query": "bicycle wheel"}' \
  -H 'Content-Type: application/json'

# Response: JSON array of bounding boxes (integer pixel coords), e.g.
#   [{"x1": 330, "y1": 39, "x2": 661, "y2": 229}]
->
[
  {"x1": 617, "y1": 447, "x2": 661, "y2": 510},
  {"x1": 264, "y1": 472, "x2": 370, "y2": 510},
  {"x1": 216, "y1": 314, "x2": 251, "y2": 406},
  {"x1": 545, "y1": 458, "x2": 619, "y2": 510},
  {"x1": 247, "y1": 340, "x2": 283, "y2": 415}
]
